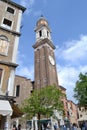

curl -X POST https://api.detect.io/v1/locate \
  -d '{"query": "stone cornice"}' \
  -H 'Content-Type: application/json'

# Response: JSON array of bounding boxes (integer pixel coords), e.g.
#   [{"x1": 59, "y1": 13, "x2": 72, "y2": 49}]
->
[
  {"x1": 1, "y1": 0, "x2": 26, "y2": 12},
  {"x1": 0, "y1": 26, "x2": 21, "y2": 37},
  {"x1": 0, "y1": 60, "x2": 18, "y2": 67},
  {"x1": 33, "y1": 38, "x2": 55, "y2": 49}
]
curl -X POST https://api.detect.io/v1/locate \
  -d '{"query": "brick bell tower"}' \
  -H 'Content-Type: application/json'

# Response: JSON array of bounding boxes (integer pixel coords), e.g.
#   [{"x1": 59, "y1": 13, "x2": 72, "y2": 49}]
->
[{"x1": 33, "y1": 16, "x2": 59, "y2": 89}]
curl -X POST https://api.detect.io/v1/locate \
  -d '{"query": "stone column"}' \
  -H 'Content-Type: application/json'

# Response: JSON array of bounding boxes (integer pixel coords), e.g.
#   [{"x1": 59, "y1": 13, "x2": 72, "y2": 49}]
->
[{"x1": 4, "y1": 115, "x2": 11, "y2": 130}]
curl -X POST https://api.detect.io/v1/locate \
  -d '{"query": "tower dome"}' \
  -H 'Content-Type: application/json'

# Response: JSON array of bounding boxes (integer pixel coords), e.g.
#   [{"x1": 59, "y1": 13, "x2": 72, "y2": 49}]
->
[
  {"x1": 35, "y1": 16, "x2": 51, "y2": 41},
  {"x1": 36, "y1": 16, "x2": 48, "y2": 27}
]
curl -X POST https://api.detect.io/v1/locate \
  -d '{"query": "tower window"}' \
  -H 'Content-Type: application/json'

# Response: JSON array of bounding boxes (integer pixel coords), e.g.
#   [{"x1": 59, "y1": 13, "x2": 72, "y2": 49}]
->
[
  {"x1": 47, "y1": 31, "x2": 49, "y2": 37},
  {"x1": 7, "y1": 7, "x2": 15, "y2": 14},
  {"x1": 2, "y1": 18, "x2": 12, "y2": 29},
  {"x1": 39, "y1": 30, "x2": 42, "y2": 37},
  {"x1": 16, "y1": 85, "x2": 20, "y2": 97},
  {"x1": 37, "y1": 80, "x2": 40, "y2": 84},
  {"x1": 44, "y1": 78, "x2": 47, "y2": 83}
]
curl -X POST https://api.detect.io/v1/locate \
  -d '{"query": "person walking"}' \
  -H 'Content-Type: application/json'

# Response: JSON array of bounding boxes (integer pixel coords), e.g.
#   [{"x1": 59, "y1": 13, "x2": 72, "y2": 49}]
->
[
  {"x1": 18, "y1": 124, "x2": 21, "y2": 130},
  {"x1": 12, "y1": 124, "x2": 17, "y2": 130},
  {"x1": 72, "y1": 123, "x2": 78, "y2": 130},
  {"x1": 54, "y1": 123, "x2": 59, "y2": 130}
]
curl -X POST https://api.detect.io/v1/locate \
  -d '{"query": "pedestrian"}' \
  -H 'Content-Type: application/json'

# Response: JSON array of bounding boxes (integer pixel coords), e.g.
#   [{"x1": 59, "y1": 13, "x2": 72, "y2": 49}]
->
[
  {"x1": 43, "y1": 122, "x2": 50, "y2": 130},
  {"x1": 18, "y1": 124, "x2": 21, "y2": 130},
  {"x1": 63, "y1": 124, "x2": 67, "y2": 130},
  {"x1": 72, "y1": 123, "x2": 77, "y2": 130},
  {"x1": 85, "y1": 121, "x2": 87, "y2": 130},
  {"x1": 12, "y1": 124, "x2": 17, "y2": 130},
  {"x1": 54, "y1": 123, "x2": 59, "y2": 130},
  {"x1": 82, "y1": 121, "x2": 86, "y2": 130}
]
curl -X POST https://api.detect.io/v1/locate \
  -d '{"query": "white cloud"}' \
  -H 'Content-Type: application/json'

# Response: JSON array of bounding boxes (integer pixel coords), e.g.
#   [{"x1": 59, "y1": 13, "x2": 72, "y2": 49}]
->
[
  {"x1": 16, "y1": 65, "x2": 34, "y2": 80},
  {"x1": 57, "y1": 64, "x2": 87, "y2": 103},
  {"x1": 16, "y1": 51, "x2": 26, "y2": 65},
  {"x1": 20, "y1": 0, "x2": 34, "y2": 7},
  {"x1": 16, "y1": 51, "x2": 34, "y2": 80},
  {"x1": 56, "y1": 35, "x2": 87, "y2": 64},
  {"x1": 19, "y1": 0, "x2": 47, "y2": 16},
  {"x1": 56, "y1": 35, "x2": 87, "y2": 103},
  {"x1": 20, "y1": 0, "x2": 35, "y2": 14}
]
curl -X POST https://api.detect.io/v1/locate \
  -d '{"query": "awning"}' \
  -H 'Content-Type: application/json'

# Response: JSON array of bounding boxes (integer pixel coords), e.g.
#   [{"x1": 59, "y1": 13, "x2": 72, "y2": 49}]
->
[
  {"x1": 0, "y1": 100, "x2": 13, "y2": 116},
  {"x1": 11, "y1": 103, "x2": 23, "y2": 118}
]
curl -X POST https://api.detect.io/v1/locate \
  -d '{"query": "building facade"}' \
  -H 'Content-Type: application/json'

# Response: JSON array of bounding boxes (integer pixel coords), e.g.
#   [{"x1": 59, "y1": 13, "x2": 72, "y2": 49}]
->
[
  {"x1": 0, "y1": 0, "x2": 25, "y2": 96},
  {"x1": 0, "y1": 0, "x2": 25, "y2": 129},
  {"x1": 11, "y1": 75, "x2": 34, "y2": 129},
  {"x1": 14, "y1": 75, "x2": 33, "y2": 107},
  {"x1": 77, "y1": 106, "x2": 87, "y2": 122},
  {"x1": 59, "y1": 86, "x2": 69, "y2": 118},
  {"x1": 67, "y1": 100, "x2": 78, "y2": 125}
]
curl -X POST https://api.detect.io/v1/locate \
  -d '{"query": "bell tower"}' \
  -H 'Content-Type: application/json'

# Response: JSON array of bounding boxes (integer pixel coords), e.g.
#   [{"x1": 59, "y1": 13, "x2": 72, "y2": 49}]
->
[{"x1": 33, "y1": 16, "x2": 59, "y2": 89}]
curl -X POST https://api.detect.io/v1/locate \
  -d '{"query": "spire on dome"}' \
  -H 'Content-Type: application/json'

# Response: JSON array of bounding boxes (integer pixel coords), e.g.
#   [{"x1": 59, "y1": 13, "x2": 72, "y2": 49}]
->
[{"x1": 36, "y1": 15, "x2": 48, "y2": 28}]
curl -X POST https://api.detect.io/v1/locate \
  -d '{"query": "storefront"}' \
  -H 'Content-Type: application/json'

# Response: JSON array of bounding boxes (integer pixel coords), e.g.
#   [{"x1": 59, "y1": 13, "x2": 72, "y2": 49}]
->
[
  {"x1": 0, "y1": 93, "x2": 24, "y2": 129},
  {"x1": 0, "y1": 100, "x2": 13, "y2": 130}
]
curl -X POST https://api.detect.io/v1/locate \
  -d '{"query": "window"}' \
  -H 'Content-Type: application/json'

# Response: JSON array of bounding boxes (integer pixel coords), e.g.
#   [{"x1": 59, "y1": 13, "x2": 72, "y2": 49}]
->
[
  {"x1": 44, "y1": 78, "x2": 47, "y2": 84},
  {"x1": 70, "y1": 106, "x2": 73, "y2": 110},
  {"x1": 0, "y1": 35, "x2": 9, "y2": 55},
  {"x1": 7, "y1": 7, "x2": 14, "y2": 14},
  {"x1": 0, "y1": 35, "x2": 8, "y2": 41},
  {"x1": 66, "y1": 102, "x2": 68, "y2": 108},
  {"x1": 79, "y1": 107, "x2": 81, "y2": 111},
  {"x1": 39, "y1": 30, "x2": 42, "y2": 37},
  {"x1": 2, "y1": 18, "x2": 12, "y2": 29},
  {"x1": 67, "y1": 111, "x2": 69, "y2": 117},
  {"x1": 0, "y1": 69, "x2": 3, "y2": 84},
  {"x1": 16, "y1": 85, "x2": 20, "y2": 97},
  {"x1": 47, "y1": 31, "x2": 49, "y2": 37},
  {"x1": 81, "y1": 108, "x2": 84, "y2": 112},
  {"x1": 80, "y1": 114, "x2": 82, "y2": 117}
]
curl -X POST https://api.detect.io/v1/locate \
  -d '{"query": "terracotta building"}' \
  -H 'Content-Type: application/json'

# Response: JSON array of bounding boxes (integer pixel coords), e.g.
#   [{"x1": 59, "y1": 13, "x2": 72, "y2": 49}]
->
[
  {"x1": 67, "y1": 100, "x2": 78, "y2": 124},
  {"x1": 59, "y1": 86, "x2": 69, "y2": 118}
]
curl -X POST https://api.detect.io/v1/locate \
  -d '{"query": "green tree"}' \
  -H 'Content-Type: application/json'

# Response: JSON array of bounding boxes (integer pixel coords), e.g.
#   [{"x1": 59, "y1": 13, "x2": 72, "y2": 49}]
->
[
  {"x1": 74, "y1": 72, "x2": 87, "y2": 108},
  {"x1": 22, "y1": 85, "x2": 64, "y2": 120}
]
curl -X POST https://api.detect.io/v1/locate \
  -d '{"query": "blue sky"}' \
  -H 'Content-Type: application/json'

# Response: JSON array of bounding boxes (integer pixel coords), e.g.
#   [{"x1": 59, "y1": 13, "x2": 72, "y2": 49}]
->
[{"x1": 13, "y1": 0, "x2": 87, "y2": 103}]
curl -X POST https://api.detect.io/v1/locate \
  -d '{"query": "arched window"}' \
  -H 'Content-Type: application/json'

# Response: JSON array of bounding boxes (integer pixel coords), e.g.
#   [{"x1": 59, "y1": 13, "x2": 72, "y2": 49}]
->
[
  {"x1": 0, "y1": 35, "x2": 8, "y2": 41},
  {"x1": 39, "y1": 30, "x2": 42, "y2": 37},
  {"x1": 0, "y1": 35, "x2": 9, "y2": 55}
]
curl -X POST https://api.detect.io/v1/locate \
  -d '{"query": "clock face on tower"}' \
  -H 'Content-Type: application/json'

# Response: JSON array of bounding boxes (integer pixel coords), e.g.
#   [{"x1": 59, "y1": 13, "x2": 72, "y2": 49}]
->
[{"x1": 49, "y1": 55, "x2": 55, "y2": 65}]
